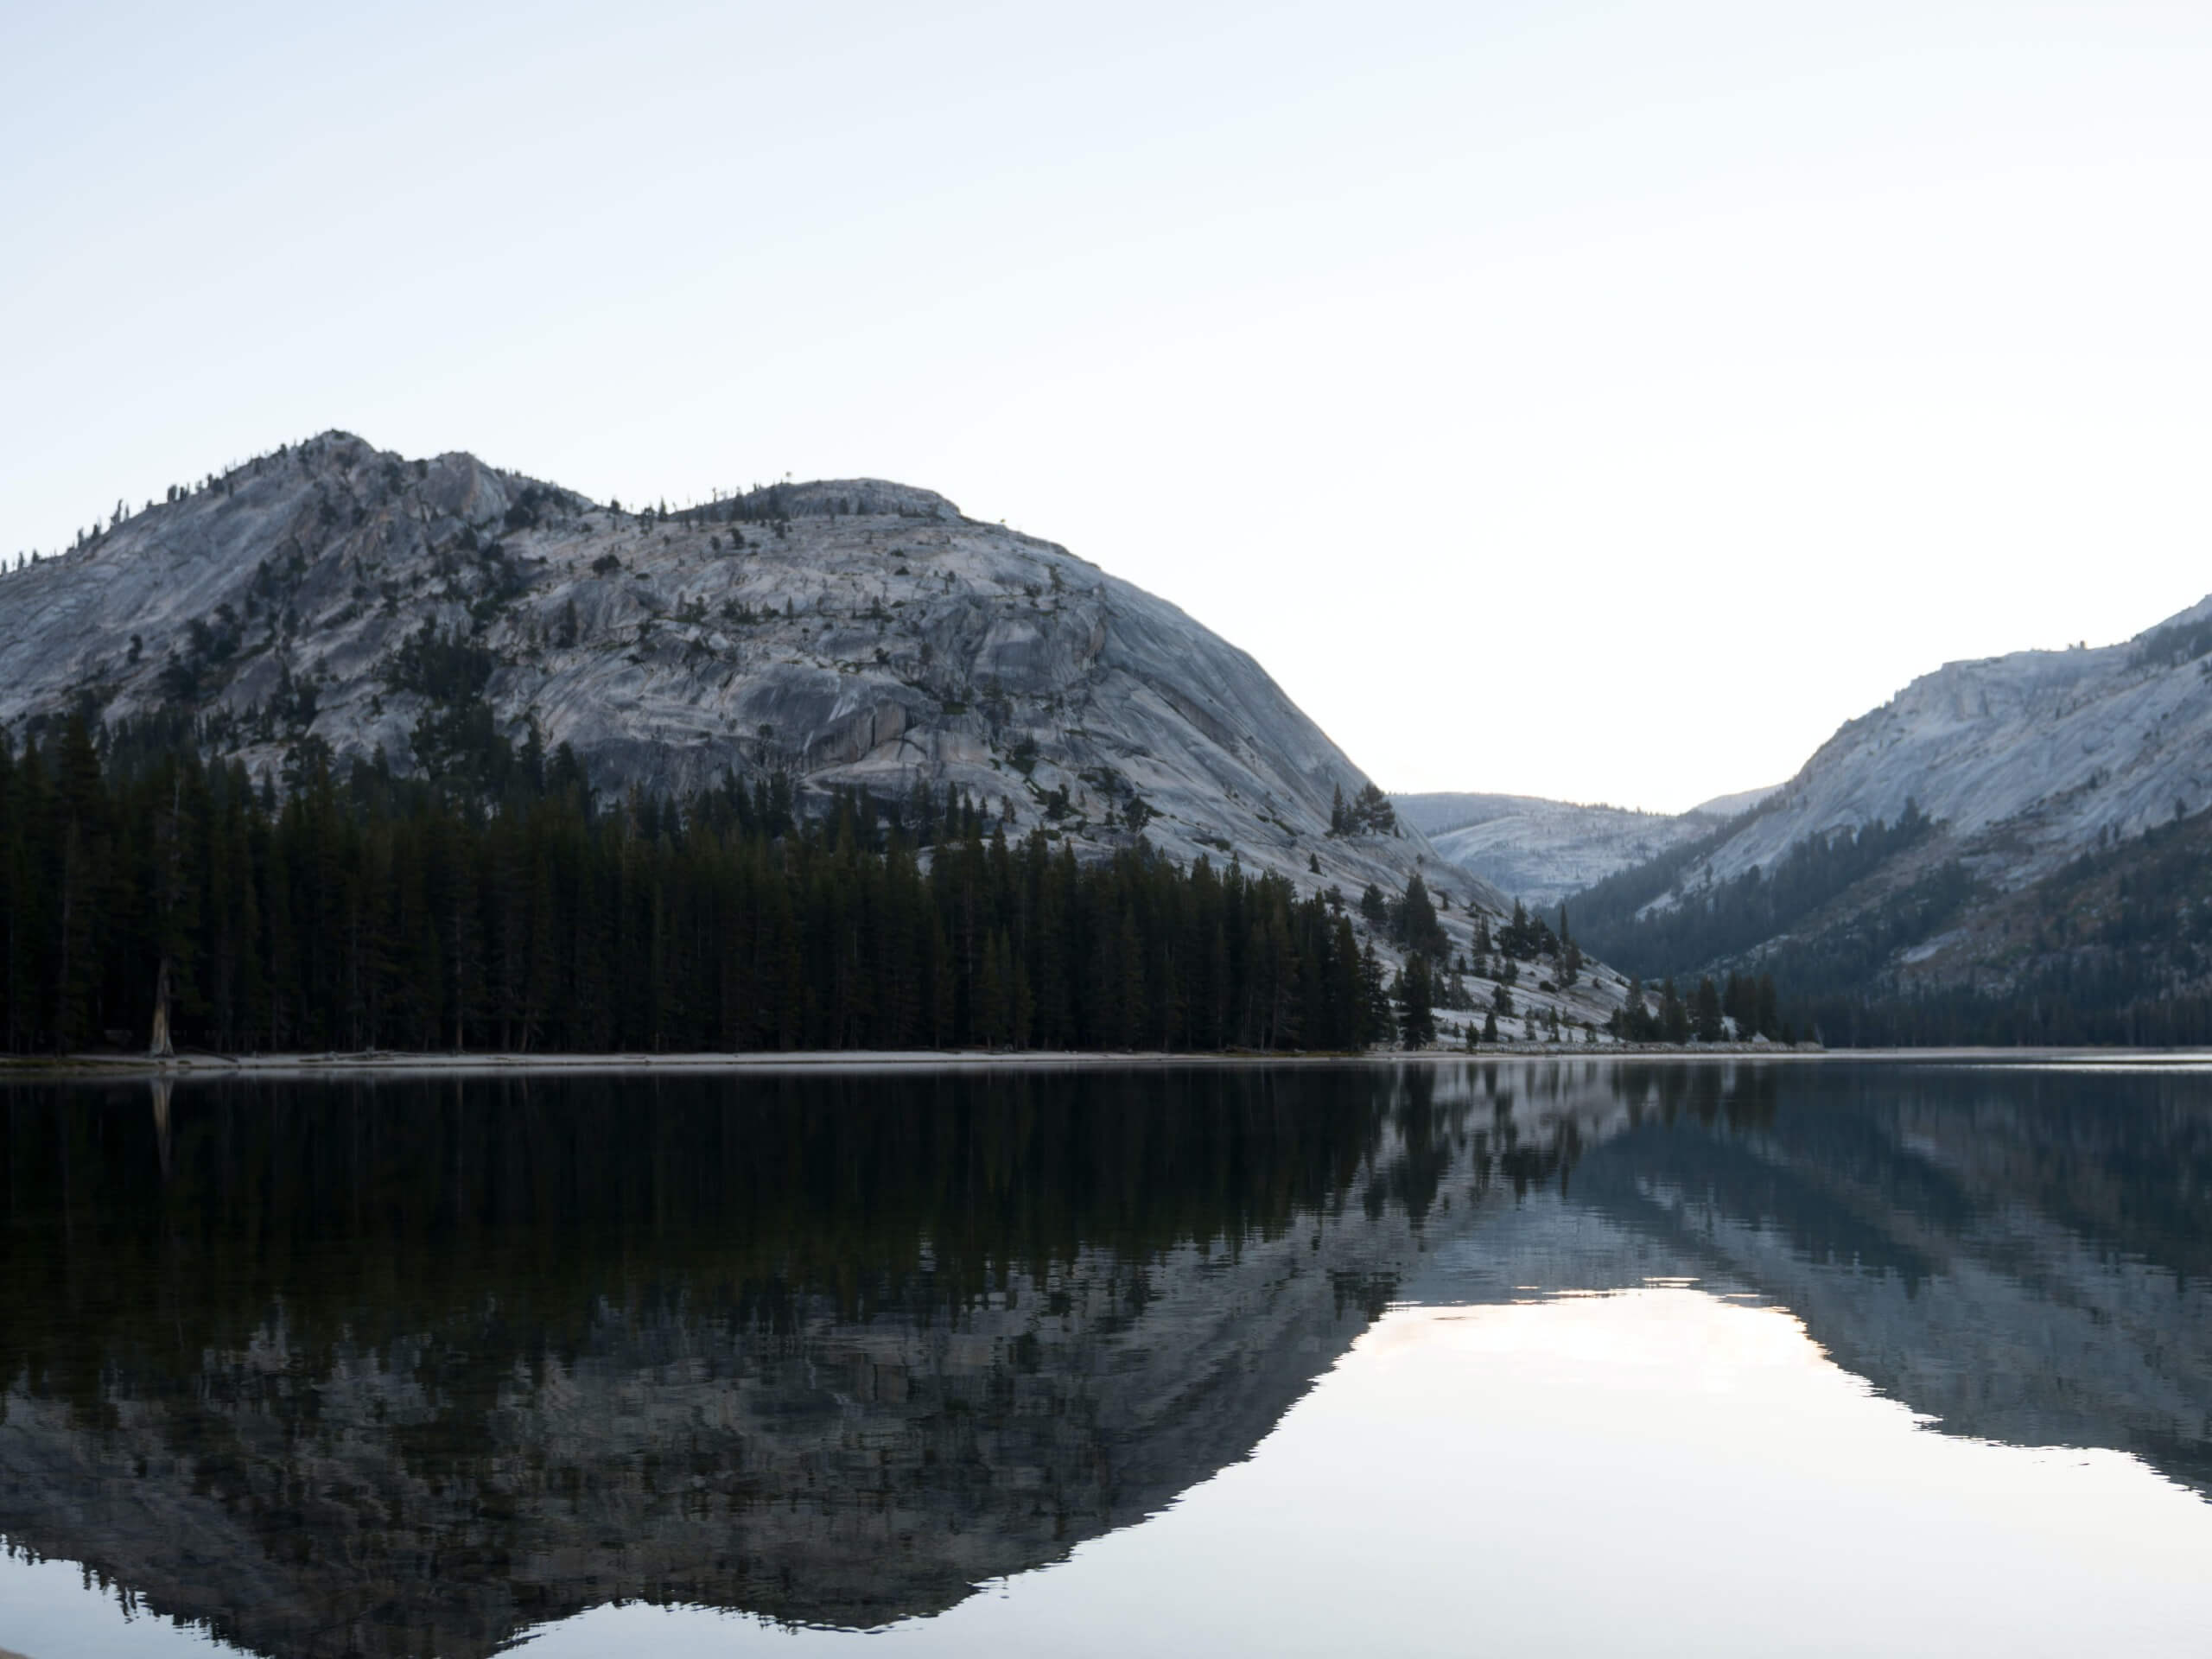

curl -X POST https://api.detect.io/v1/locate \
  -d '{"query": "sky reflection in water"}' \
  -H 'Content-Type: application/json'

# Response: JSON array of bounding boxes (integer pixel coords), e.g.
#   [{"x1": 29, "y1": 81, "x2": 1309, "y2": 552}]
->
[
  {"x1": 521, "y1": 1279, "x2": 2212, "y2": 1659},
  {"x1": 2, "y1": 1060, "x2": 2209, "y2": 1658}
]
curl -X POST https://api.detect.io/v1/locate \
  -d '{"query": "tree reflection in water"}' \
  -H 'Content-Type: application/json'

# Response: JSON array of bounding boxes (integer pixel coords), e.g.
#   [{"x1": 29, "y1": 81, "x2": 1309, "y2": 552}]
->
[{"x1": 0, "y1": 1059, "x2": 2206, "y2": 1658}]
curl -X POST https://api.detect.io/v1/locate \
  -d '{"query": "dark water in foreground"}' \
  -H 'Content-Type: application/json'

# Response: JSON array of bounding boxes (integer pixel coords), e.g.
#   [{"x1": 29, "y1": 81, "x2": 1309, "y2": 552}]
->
[{"x1": 2, "y1": 1059, "x2": 2209, "y2": 1657}]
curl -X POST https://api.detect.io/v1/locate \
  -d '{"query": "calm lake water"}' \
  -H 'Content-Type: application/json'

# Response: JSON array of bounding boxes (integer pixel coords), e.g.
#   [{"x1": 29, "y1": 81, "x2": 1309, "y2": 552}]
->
[{"x1": 3, "y1": 1059, "x2": 2209, "y2": 1657}]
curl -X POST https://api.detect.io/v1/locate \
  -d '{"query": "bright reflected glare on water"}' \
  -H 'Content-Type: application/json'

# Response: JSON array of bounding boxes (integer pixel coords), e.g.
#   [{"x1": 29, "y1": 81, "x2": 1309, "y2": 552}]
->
[{"x1": 512, "y1": 1279, "x2": 2212, "y2": 1659}]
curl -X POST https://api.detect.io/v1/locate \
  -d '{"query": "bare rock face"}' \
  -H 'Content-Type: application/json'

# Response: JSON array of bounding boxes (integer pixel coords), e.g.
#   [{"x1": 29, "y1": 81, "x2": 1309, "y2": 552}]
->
[
  {"x1": 0, "y1": 434, "x2": 1439, "y2": 897},
  {"x1": 0, "y1": 431, "x2": 1630, "y2": 1032}
]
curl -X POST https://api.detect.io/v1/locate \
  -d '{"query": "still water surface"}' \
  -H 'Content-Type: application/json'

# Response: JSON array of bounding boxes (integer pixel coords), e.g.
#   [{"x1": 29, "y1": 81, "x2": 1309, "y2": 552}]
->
[{"x1": 2, "y1": 1060, "x2": 2209, "y2": 1656}]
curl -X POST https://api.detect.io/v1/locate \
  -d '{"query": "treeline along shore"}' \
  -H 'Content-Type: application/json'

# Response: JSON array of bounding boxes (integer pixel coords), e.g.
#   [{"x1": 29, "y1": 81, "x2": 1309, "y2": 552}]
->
[{"x1": 0, "y1": 718, "x2": 1437, "y2": 1057}]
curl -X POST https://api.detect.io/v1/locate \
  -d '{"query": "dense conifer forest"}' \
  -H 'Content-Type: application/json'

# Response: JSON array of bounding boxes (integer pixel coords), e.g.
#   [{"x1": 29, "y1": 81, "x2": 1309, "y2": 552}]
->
[
  {"x1": 0, "y1": 717, "x2": 1408, "y2": 1056},
  {"x1": 1791, "y1": 805, "x2": 2212, "y2": 1046},
  {"x1": 36, "y1": 698, "x2": 2212, "y2": 1055}
]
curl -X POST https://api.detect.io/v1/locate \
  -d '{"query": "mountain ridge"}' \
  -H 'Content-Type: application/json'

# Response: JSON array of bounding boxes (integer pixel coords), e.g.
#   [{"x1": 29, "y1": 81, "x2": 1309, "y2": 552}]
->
[
  {"x1": 1392, "y1": 789, "x2": 1771, "y2": 911},
  {"x1": 1, "y1": 430, "x2": 1631, "y2": 1040},
  {"x1": 0, "y1": 432, "x2": 1435, "y2": 891},
  {"x1": 1566, "y1": 590, "x2": 2212, "y2": 1037}
]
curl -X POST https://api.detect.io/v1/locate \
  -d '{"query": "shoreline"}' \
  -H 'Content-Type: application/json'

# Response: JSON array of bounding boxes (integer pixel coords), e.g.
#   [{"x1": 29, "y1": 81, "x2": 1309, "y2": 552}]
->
[{"x1": 5, "y1": 1042, "x2": 2209, "y2": 1082}]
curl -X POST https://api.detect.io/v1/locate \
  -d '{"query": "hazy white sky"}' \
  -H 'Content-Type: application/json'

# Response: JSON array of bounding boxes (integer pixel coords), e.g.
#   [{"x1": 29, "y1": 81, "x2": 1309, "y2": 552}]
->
[{"x1": 7, "y1": 1, "x2": 2211, "y2": 810}]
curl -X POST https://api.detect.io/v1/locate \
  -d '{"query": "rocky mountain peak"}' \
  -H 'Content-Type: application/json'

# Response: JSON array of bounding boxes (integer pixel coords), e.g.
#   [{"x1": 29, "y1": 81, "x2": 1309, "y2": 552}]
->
[
  {"x1": 732, "y1": 478, "x2": 962, "y2": 520},
  {"x1": 0, "y1": 432, "x2": 1632, "y2": 1033}
]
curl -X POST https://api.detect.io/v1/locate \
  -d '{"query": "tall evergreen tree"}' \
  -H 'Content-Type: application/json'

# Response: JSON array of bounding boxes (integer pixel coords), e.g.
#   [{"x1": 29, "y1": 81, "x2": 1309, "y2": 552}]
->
[
  {"x1": 1396, "y1": 952, "x2": 1437, "y2": 1049},
  {"x1": 1693, "y1": 975, "x2": 1725, "y2": 1043},
  {"x1": 1396, "y1": 874, "x2": 1447, "y2": 959}
]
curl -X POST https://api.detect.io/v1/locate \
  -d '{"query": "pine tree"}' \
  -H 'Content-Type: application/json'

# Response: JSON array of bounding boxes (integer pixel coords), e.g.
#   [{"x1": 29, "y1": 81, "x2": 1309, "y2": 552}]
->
[
  {"x1": 1396, "y1": 952, "x2": 1437, "y2": 1048},
  {"x1": 1349, "y1": 782, "x2": 1397, "y2": 836},
  {"x1": 1357, "y1": 943, "x2": 1395, "y2": 1048},
  {"x1": 1618, "y1": 973, "x2": 1649, "y2": 1041},
  {"x1": 1694, "y1": 976, "x2": 1724, "y2": 1043},
  {"x1": 1500, "y1": 898, "x2": 1534, "y2": 960},
  {"x1": 1396, "y1": 874, "x2": 1447, "y2": 958}
]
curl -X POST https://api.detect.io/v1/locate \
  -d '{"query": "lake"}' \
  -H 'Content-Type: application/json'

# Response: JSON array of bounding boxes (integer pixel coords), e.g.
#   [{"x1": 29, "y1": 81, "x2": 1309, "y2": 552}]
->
[{"x1": 2, "y1": 1058, "x2": 2209, "y2": 1657}]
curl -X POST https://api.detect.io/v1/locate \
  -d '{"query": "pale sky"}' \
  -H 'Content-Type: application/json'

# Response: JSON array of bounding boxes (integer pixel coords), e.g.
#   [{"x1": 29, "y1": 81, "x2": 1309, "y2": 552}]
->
[{"x1": 6, "y1": 1, "x2": 2211, "y2": 812}]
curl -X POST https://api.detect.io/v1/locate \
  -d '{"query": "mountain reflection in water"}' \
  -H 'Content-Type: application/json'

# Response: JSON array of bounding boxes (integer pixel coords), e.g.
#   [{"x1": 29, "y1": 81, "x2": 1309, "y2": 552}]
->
[{"x1": 0, "y1": 1060, "x2": 2207, "y2": 1658}]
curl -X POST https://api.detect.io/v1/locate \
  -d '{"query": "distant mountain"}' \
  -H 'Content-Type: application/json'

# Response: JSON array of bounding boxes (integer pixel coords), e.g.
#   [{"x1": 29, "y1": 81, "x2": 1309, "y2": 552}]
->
[
  {"x1": 0, "y1": 432, "x2": 1629, "y2": 1039},
  {"x1": 1688, "y1": 784, "x2": 1781, "y2": 819},
  {"x1": 1567, "y1": 597, "x2": 2212, "y2": 1041},
  {"x1": 1392, "y1": 790, "x2": 1773, "y2": 911}
]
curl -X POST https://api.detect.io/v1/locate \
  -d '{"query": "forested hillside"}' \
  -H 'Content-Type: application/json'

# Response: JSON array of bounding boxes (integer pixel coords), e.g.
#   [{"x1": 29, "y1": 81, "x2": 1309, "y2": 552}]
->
[
  {"x1": 1794, "y1": 805, "x2": 2212, "y2": 1046},
  {"x1": 1573, "y1": 804, "x2": 1948, "y2": 985},
  {"x1": 1555, "y1": 588, "x2": 2212, "y2": 1046}
]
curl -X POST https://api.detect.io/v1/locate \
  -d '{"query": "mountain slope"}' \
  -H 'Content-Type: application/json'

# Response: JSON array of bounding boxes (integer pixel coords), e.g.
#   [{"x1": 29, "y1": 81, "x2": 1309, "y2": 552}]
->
[
  {"x1": 0, "y1": 431, "x2": 1627, "y2": 1037},
  {"x1": 1567, "y1": 594, "x2": 2212, "y2": 1033},
  {"x1": 0, "y1": 435, "x2": 1439, "y2": 899},
  {"x1": 1705, "y1": 601, "x2": 2212, "y2": 891}
]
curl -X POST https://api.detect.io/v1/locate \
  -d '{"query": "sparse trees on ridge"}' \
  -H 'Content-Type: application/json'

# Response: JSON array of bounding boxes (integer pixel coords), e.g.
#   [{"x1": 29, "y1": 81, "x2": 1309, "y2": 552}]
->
[{"x1": 1328, "y1": 781, "x2": 1399, "y2": 838}]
